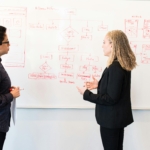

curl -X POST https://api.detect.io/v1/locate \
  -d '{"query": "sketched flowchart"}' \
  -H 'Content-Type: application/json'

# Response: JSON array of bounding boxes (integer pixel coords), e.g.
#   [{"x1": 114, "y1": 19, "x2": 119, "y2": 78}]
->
[
  {"x1": 0, "y1": 7, "x2": 27, "y2": 67},
  {"x1": 27, "y1": 7, "x2": 109, "y2": 83}
]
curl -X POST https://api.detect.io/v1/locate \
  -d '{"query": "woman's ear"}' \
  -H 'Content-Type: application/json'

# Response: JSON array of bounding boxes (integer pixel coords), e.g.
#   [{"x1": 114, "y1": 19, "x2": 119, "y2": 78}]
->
[{"x1": 110, "y1": 44, "x2": 113, "y2": 50}]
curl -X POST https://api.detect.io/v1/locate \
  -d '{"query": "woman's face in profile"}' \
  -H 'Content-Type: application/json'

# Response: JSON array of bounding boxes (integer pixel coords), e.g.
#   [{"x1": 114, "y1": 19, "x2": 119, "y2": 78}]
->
[
  {"x1": 0, "y1": 33, "x2": 10, "y2": 56},
  {"x1": 102, "y1": 36, "x2": 112, "y2": 57}
]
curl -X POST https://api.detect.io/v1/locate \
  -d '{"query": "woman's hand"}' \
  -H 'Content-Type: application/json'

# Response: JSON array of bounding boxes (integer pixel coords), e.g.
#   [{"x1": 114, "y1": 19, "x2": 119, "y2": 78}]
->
[
  {"x1": 10, "y1": 86, "x2": 20, "y2": 98},
  {"x1": 85, "y1": 76, "x2": 98, "y2": 90},
  {"x1": 77, "y1": 86, "x2": 87, "y2": 95}
]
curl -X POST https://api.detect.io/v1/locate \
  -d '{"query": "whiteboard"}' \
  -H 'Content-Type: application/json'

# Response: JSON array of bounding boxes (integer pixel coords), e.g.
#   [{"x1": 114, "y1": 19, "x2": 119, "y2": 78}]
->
[{"x1": 0, "y1": 0, "x2": 150, "y2": 109}]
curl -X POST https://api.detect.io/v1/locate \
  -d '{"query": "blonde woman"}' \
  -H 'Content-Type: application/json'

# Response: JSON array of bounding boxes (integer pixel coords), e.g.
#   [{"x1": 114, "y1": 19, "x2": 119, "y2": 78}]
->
[{"x1": 77, "y1": 30, "x2": 137, "y2": 150}]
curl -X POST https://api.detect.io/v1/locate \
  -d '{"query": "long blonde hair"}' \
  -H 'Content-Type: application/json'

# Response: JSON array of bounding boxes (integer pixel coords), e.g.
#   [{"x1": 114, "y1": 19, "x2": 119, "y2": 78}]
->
[{"x1": 106, "y1": 30, "x2": 137, "y2": 71}]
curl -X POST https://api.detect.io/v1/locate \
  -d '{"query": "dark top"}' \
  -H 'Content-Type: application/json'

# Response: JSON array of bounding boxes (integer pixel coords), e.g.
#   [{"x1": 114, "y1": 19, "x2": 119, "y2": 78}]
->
[
  {"x1": 83, "y1": 60, "x2": 133, "y2": 128},
  {"x1": 0, "y1": 58, "x2": 13, "y2": 132}
]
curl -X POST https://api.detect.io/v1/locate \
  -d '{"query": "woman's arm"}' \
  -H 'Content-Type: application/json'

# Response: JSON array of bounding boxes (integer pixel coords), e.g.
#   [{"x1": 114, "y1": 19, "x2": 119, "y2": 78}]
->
[
  {"x1": 83, "y1": 64, "x2": 125, "y2": 105},
  {"x1": 0, "y1": 93, "x2": 13, "y2": 106}
]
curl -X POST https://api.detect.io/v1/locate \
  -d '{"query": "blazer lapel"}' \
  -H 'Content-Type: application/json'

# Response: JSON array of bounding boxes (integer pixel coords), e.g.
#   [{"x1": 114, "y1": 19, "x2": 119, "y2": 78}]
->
[{"x1": 98, "y1": 67, "x2": 108, "y2": 87}]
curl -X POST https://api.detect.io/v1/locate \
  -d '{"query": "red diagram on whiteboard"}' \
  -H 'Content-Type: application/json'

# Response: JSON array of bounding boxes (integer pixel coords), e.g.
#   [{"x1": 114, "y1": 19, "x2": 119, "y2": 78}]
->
[
  {"x1": 81, "y1": 55, "x2": 99, "y2": 62},
  {"x1": 130, "y1": 42, "x2": 137, "y2": 54},
  {"x1": 58, "y1": 45, "x2": 79, "y2": 52},
  {"x1": 81, "y1": 23, "x2": 93, "y2": 40},
  {"x1": 125, "y1": 19, "x2": 138, "y2": 37},
  {"x1": 79, "y1": 65, "x2": 102, "y2": 73},
  {"x1": 13, "y1": 18, "x2": 22, "y2": 27},
  {"x1": 141, "y1": 45, "x2": 150, "y2": 64},
  {"x1": 59, "y1": 72, "x2": 74, "y2": 78},
  {"x1": 59, "y1": 54, "x2": 74, "y2": 62},
  {"x1": 3, "y1": 18, "x2": 12, "y2": 27},
  {"x1": 60, "y1": 64, "x2": 73, "y2": 70},
  {"x1": 143, "y1": 20, "x2": 150, "y2": 39},
  {"x1": 40, "y1": 53, "x2": 53, "y2": 59},
  {"x1": 28, "y1": 73, "x2": 57, "y2": 79},
  {"x1": 130, "y1": 41, "x2": 150, "y2": 64},
  {"x1": 76, "y1": 73, "x2": 91, "y2": 81},
  {"x1": 98, "y1": 25, "x2": 108, "y2": 31},
  {"x1": 40, "y1": 62, "x2": 51, "y2": 73},
  {"x1": 82, "y1": 27, "x2": 92, "y2": 33},
  {"x1": 29, "y1": 22, "x2": 58, "y2": 30},
  {"x1": 3, "y1": 18, "x2": 22, "y2": 27},
  {"x1": 92, "y1": 65, "x2": 102, "y2": 73},
  {"x1": 65, "y1": 9, "x2": 76, "y2": 15},
  {"x1": 81, "y1": 34, "x2": 92, "y2": 40},
  {"x1": 46, "y1": 23, "x2": 58, "y2": 30},
  {"x1": 28, "y1": 53, "x2": 57, "y2": 80},
  {"x1": 61, "y1": 26, "x2": 78, "y2": 42},
  {"x1": 80, "y1": 65, "x2": 90, "y2": 72},
  {"x1": 0, "y1": 7, "x2": 26, "y2": 67},
  {"x1": 76, "y1": 54, "x2": 102, "y2": 81}
]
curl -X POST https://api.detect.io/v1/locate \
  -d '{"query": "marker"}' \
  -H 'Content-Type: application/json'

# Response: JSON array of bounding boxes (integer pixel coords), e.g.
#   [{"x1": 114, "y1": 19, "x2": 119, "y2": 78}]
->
[{"x1": 9, "y1": 88, "x2": 24, "y2": 91}]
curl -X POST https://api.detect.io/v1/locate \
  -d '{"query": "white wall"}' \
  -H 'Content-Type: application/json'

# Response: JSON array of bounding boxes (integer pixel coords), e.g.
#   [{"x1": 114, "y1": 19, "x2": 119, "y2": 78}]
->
[{"x1": 3, "y1": 109, "x2": 150, "y2": 150}]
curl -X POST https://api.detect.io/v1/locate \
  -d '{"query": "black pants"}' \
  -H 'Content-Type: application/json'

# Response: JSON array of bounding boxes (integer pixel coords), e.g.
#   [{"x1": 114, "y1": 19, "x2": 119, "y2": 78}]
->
[
  {"x1": 100, "y1": 126, "x2": 124, "y2": 150},
  {"x1": 0, "y1": 132, "x2": 6, "y2": 150}
]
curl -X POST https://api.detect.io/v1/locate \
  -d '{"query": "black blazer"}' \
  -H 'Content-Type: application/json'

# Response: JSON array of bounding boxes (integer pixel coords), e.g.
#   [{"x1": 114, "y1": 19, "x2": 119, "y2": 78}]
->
[
  {"x1": 0, "y1": 58, "x2": 13, "y2": 132},
  {"x1": 83, "y1": 60, "x2": 133, "y2": 128}
]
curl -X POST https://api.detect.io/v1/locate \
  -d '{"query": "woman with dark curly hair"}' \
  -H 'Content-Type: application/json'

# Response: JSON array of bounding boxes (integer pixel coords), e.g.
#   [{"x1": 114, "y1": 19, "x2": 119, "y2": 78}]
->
[{"x1": 0, "y1": 25, "x2": 20, "y2": 150}]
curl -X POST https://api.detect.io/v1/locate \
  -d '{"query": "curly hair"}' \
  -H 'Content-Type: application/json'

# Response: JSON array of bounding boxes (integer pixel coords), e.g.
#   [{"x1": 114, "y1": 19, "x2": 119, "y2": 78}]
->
[
  {"x1": 0, "y1": 26, "x2": 6, "y2": 45},
  {"x1": 106, "y1": 30, "x2": 137, "y2": 71}
]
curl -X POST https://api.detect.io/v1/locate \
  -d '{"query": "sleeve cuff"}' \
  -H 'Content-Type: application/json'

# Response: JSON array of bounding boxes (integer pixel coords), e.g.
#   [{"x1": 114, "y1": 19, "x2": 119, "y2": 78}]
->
[
  {"x1": 5, "y1": 93, "x2": 13, "y2": 103},
  {"x1": 83, "y1": 89, "x2": 90, "y2": 100}
]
